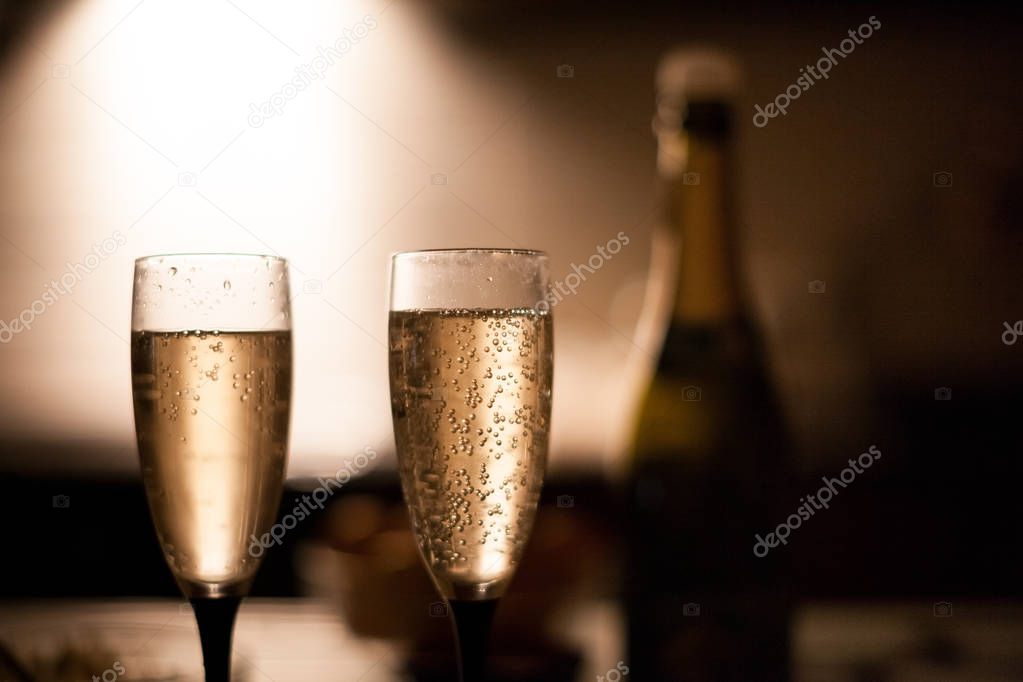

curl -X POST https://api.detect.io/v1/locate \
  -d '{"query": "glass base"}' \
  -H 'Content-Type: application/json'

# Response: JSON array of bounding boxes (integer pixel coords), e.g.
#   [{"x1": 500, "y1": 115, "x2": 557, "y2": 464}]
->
[
  {"x1": 177, "y1": 576, "x2": 252, "y2": 600},
  {"x1": 438, "y1": 577, "x2": 508, "y2": 601}
]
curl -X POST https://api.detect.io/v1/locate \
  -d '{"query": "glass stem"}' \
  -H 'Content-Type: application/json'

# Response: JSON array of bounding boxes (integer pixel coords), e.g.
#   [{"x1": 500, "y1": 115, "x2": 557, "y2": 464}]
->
[
  {"x1": 191, "y1": 596, "x2": 241, "y2": 682},
  {"x1": 448, "y1": 598, "x2": 498, "y2": 682}
]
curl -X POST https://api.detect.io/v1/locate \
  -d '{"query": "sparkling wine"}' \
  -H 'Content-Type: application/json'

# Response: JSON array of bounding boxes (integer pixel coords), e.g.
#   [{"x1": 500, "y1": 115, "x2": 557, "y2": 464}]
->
[
  {"x1": 131, "y1": 329, "x2": 291, "y2": 596},
  {"x1": 627, "y1": 51, "x2": 791, "y2": 680},
  {"x1": 389, "y1": 308, "x2": 552, "y2": 600}
]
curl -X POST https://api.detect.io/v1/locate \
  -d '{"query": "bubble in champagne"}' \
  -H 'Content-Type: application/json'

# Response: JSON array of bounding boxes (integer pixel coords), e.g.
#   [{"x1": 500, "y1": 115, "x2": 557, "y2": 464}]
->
[
  {"x1": 131, "y1": 329, "x2": 292, "y2": 589},
  {"x1": 389, "y1": 308, "x2": 551, "y2": 598}
]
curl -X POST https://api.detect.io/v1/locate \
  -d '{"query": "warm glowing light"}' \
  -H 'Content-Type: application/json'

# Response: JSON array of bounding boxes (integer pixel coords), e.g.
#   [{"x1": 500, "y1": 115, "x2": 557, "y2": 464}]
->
[{"x1": 0, "y1": 0, "x2": 655, "y2": 477}]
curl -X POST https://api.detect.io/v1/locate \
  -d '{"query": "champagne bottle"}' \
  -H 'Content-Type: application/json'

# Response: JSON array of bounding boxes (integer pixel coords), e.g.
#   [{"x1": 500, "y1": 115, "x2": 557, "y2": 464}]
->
[{"x1": 625, "y1": 49, "x2": 791, "y2": 681}]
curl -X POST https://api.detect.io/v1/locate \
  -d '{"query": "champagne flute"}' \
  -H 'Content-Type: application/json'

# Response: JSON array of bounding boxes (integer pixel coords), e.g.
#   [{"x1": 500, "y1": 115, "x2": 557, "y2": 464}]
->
[
  {"x1": 388, "y1": 249, "x2": 553, "y2": 682},
  {"x1": 131, "y1": 254, "x2": 292, "y2": 682}
]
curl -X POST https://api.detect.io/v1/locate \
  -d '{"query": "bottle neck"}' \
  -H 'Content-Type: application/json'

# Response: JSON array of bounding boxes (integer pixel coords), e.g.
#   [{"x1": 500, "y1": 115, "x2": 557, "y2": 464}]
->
[{"x1": 665, "y1": 130, "x2": 741, "y2": 326}]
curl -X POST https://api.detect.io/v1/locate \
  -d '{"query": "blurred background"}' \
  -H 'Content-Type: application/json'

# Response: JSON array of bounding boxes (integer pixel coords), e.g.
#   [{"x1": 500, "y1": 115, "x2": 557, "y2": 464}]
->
[{"x1": 0, "y1": 0, "x2": 1021, "y2": 680}]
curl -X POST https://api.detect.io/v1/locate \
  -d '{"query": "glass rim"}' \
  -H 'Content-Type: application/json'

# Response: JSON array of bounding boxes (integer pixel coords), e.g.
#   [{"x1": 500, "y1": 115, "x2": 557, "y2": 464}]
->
[
  {"x1": 391, "y1": 248, "x2": 547, "y2": 260},
  {"x1": 134, "y1": 252, "x2": 288, "y2": 265}
]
